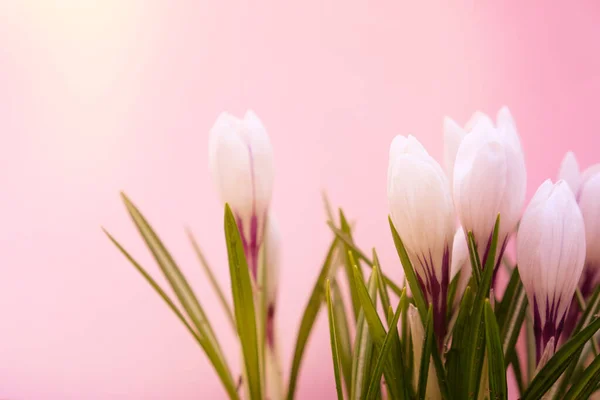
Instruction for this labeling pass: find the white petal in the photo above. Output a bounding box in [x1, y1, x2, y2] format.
[579, 173, 600, 269]
[450, 227, 471, 306]
[557, 152, 581, 194]
[465, 111, 493, 133]
[517, 180, 586, 332]
[264, 214, 281, 305]
[443, 117, 466, 186]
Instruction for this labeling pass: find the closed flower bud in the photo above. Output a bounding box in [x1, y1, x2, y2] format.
[209, 110, 274, 278]
[388, 135, 454, 345]
[558, 152, 600, 293]
[452, 107, 526, 267]
[517, 179, 586, 360]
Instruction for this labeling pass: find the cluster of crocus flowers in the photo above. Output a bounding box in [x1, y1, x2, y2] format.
[389, 106, 590, 371]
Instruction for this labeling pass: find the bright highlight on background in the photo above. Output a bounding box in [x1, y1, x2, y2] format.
[0, 1, 599, 399]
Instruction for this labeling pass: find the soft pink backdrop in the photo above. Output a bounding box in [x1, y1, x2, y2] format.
[1, 1, 599, 399]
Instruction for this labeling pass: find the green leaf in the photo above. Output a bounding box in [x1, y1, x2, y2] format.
[555, 286, 600, 398]
[340, 210, 363, 320]
[224, 204, 262, 400]
[326, 280, 345, 400]
[501, 283, 527, 363]
[522, 317, 600, 400]
[351, 268, 378, 400]
[388, 216, 450, 400]
[465, 215, 500, 400]
[507, 350, 525, 396]
[484, 299, 507, 400]
[446, 286, 473, 399]
[286, 238, 338, 400]
[466, 232, 482, 288]
[120, 195, 231, 381]
[366, 290, 407, 400]
[328, 221, 403, 296]
[418, 306, 434, 400]
[564, 354, 600, 400]
[104, 230, 239, 400]
[186, 228, 236, 331]
[332, 280, 353, 395]
[446, 270, 460, 321]
[373, 249, 391, 320]
[495, 266, 521, 326]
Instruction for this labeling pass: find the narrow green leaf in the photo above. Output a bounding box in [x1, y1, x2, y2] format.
[340, 210, 363, 320]
[418, 306, 434, 400]
[120, 194, 229, 377]
[186, 228, 236, 331]
[564, 354, 600, 400]
[388, 216, 450, 400]
[326, 280, 345, 400]
[495, 266, 521, 326]
[484, 299, 507, 400]
[466, 232, 482, 288]
[388, 217, 427, 322]
[104, 230, 239, 400]
[286, 238, 338, 400]
[366, 290, 407, 400]
[332, 280, 353, 395]
[526, 315, 536, 383]
[351, 268, 378, 400]
[501, 284, 527, 363]
[446, 286, 473, 399]
[373, 249, 391, 319]
[328, 221, 403, 296]
[555, 286, 600, 398]
[446, 270, 460, 321]
[507, 350, 525, 396]
[522, 317, 600, 400]
[466, 215, 500, 399]
[224, 204, 262, 400]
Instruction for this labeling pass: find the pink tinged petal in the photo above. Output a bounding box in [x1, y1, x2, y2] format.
[264, 214, 281, 307]
[464, 111, 493, 133]
[443, 117, 466, 187]
[450, 227, 471, 307]
[579, 173, 600, 271]
[558, 151, 581, 194]
[517, 180, 586, 359]
[581, 163, 600, 186]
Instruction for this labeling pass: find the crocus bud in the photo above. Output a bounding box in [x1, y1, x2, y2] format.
[209, 110, 274, 278]
[558, 152, 600, 293]
[452, 107, 526, 267]
[450, 227, 471, 308]
[408, 305, 441, 399]
[517, 179, 586, 360]
[388, 135, 455, 345]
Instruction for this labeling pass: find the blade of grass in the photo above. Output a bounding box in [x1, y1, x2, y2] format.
[328, 221, 403, 296]
[465, 215, 500, 400]
[564, 353, 600, 400]
[417, 306, 434, 400]
[121, 194, 228, 374]
[446, 286, 473, 399]
[555, 286, 600, 398]
[354, 266, 409, 400]
[186, 228, 236, 331]
[466, 232, 482, 288]
[224, 204, 262, 400]
[339, 210, 363, 320]
[350, 268, 378, 400]
[332, 280, 353, 395]
[286, 238, 338, 400]
[366, 290, 407, 400]
[326, 280, 345, 400]
[104, 230, 239, 400]
[373, 250, 391, 320]
[521, 317, 600, 400]
[484, 299, 507, 400]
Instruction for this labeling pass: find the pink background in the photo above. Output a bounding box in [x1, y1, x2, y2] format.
[1, 1, 599, 399]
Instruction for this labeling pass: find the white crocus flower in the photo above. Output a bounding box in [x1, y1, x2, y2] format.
[408, 305, 441, 400]
[388, 135, 455, 346]
[209, 110, 274, 278]
[558, 152, 600, 293]
[451, 107, 526, 268]
[517, 179, 586, 360]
